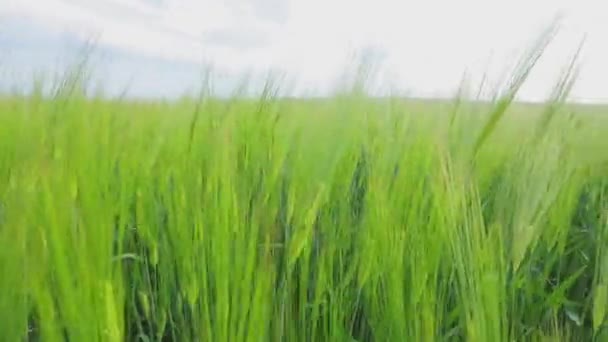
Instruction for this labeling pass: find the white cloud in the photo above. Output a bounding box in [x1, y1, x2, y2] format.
[2, 0, 607, 100]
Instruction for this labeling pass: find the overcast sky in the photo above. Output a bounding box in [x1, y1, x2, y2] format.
[1, 0, 606, 101]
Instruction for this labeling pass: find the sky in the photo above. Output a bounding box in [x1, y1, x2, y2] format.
[1, 0, 607, 101]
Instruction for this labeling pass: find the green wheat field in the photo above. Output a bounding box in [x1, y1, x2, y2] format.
[1, 42, 608, 341]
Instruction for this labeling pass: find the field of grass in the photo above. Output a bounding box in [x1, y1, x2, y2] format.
[1, 57, 608, 341]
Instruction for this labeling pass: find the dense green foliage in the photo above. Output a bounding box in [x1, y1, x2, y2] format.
[0, 93, 606, 342]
